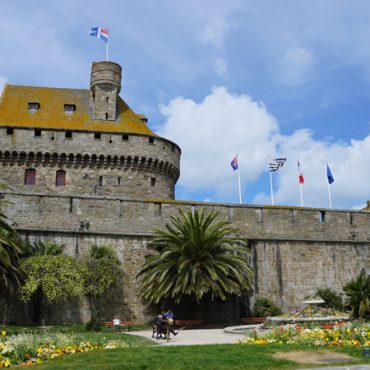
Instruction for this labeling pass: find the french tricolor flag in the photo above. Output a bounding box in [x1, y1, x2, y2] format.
[90, 27, 109, 43]
[297, 159, 304, 184]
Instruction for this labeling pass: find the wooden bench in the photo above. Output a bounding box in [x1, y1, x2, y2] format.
[174, 319, 203, 329]
[241, 317, 264, 325]
[103, 320, 134, 331]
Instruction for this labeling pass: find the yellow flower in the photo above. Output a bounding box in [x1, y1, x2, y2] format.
[0, 331, 6, 337]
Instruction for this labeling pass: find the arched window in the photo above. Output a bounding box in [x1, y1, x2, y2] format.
[56, 170, 66, 187]
[24, 169, 36, 185]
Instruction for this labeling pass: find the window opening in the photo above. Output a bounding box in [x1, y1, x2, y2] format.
[24, 169, 36, 185]
[34, 129, 41, 137]
[319, 211, 326, 223]
[94, 132, 101, 140]
[149, 137, 154, 144]
[117, 177, 121, 185]
[150, 177, 156, 187]
[6, 128, 14, 135]
[122, 134, 129, 141]
[105, 112, 109, 120]
[28, 102, 40, 111]
[171, 144, 175, 152]
[65, 130, 72, 139]
[64, 104, 76, 114]
[98, 176, 103, 186]
[106, 97, 109, 103]
[56, 170, 66, 187]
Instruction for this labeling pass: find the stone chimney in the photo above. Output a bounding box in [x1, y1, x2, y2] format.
[90, 61, 122, 121]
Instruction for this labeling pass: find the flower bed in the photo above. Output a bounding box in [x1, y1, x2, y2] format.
[240, 322, 370, 347]
[0, 329, 128, 368]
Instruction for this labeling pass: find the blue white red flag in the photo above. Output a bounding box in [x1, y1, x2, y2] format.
[297, 159, 304, 184]
[90, 27, 109, 43]
[231, 155, 238, 171]
[327, 164, 334, 184]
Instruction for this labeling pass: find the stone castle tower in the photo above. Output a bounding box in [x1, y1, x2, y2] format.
[0, 61, 180, 200]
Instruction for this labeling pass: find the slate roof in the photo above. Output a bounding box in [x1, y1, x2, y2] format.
[0, 85, 156, 136]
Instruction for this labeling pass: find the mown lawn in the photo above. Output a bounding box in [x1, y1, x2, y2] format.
[35, 342, 370, 370]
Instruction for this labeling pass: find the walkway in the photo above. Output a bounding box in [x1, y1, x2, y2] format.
[126, 328, 240, 346]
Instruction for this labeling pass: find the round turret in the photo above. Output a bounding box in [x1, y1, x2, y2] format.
[90, 61, 122, 94]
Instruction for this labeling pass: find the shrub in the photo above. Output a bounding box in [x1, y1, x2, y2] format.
[85, 319, 102, 331]
[253, 298, 281, 317]
[315, 288, 343, 310]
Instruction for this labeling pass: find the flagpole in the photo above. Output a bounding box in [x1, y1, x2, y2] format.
[106, 42, 109, 61]
[269, 171, 274, 205]
[237, 166, 242, 204]
[327, 181, 332, 209]
[299, 183, 304, 207]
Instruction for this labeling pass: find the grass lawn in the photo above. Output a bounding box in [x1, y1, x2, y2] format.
[34, 341, 370, 370]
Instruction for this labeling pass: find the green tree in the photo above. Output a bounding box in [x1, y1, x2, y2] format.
[19, 255, 86, 325]
[83, 245, 124, 327]
[343, 271, 370, 319]
[138, 209, 254, 305]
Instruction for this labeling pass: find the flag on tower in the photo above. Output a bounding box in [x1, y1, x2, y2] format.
[327, 164, 334, 184]
[231, 155, 238, 171]
[297, 159, 304, 184]
[269, 158, 287, 172]
[90, 27, 109, 43]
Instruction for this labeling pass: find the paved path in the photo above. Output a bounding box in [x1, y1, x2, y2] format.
[126, 328, 241, 346]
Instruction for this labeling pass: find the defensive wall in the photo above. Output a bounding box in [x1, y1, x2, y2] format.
[1, 191, 369, 323]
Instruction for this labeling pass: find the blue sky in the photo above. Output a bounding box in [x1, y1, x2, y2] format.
[0, 0, 369, 209]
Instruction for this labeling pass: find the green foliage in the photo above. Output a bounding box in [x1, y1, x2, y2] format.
[138, 208, 254, 304]
[82, 245, 124, 323]
[0, 210, 24, 295]
[253, 298, 281, 317]
[31, 240, 64, 256]
[343, 271, 370, 319]
[19, 255, 86, 303]
[315, 287, 343, 310]
[85, 319, 102, 331]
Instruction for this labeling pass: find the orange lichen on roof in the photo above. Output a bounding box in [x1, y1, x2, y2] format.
[0, 85, 157, 136]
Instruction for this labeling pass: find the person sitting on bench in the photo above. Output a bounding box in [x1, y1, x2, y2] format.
[153, 315, 167, 339]
[113, 315, 121, 330]
[163, 309, 178, 336]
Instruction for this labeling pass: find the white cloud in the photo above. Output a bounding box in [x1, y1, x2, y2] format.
[278, 48, 317, 86]
[159, 88, 370, 209]
[213, 58, 228, 76]
[159, 87, 279, 196]
[198, 17, 230, 48]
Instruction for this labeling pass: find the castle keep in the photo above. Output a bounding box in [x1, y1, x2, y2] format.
[0, 61, 369, 324]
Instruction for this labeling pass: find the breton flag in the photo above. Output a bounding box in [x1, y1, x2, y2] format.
[269, 158, 287, 172]
[231, 155, 238, 171]
[90, 27, 109, 43]
[327, 164, 334, 184]
[297, 159, 304, 184]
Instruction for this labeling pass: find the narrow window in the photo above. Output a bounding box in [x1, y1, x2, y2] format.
[56, 170, 66, 186]
[64, 104, 76, 114]
[349, 212, 354, 225]
[28, 102, 40, 111]
[290, 209, 295, 223]
[117, 177, 121, 185]
[105, 112, 109, 120]
[171, 144, 175, 152]
[24, 169, 36, 185]
[98, 176, 103, 186]
[6, 128, 14, 135]
[65, 130, 72, 139]
[106, 97, 109, 103]
[149, 137, 154, 144]
[94, 132, 101, 140]
[122, 134, 129, 141]
[34, 129, 42, 137]
[150, 177, 156, 187]
[319, 211, 326, 223]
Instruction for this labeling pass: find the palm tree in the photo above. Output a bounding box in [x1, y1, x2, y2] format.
[138, 208, 254, 305]
[343, 271, 370, 319]
[31, 240, 64, 256]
